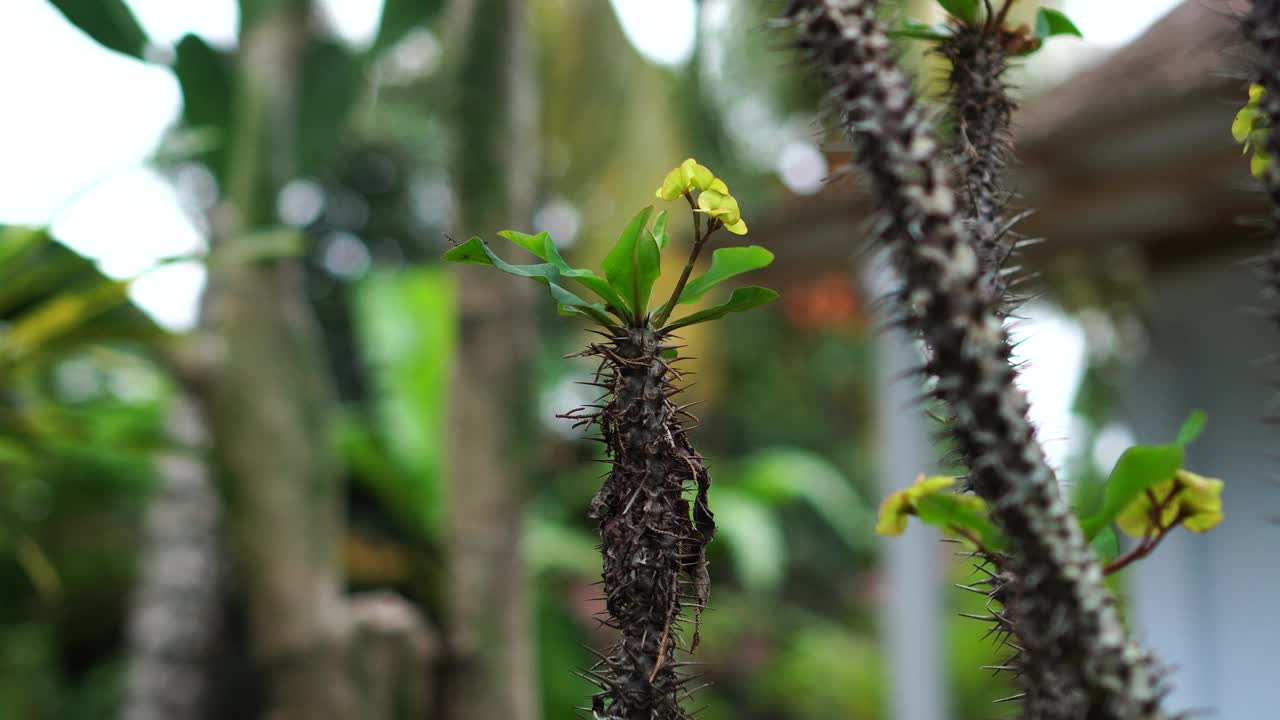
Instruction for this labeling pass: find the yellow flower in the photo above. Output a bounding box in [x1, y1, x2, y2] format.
[1235, 85, 1273, 177]
[1253, 149, 1272, 178]
[1116, 469, 1224, 537]
[696, 189, 749, 235]
[655, 158, 732, 199]
[1175, 470, 1224, 532]
[876, 475, 956, 536]
[656, 158, 720, 200]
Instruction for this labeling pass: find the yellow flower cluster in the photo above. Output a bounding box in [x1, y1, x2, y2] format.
[1233, 84, 1272, 178]
[1116, 469, 1224, 537]
[655, 158, 748, 235]
[876, 475, 957, 536]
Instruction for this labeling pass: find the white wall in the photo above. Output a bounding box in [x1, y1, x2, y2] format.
[1119, 257, 1280, 719]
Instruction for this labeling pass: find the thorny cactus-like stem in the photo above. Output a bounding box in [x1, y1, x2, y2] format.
[938, 14, 1069, 718]
[939, 21, 1021, 312]
[570, 327, 714, 720]
[1244, 3, 1280, 372]
[779, 1, 1171, 717]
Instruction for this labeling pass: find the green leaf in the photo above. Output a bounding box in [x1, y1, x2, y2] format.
[497, 229, 552, 258]
[1035, 8, 1083, 39]
[1175, 410, 1207, 446]
[675, 246, 774, 306]
[663, 286, 779, 331]
[938, 0, 980, 24]
[499, 230, 632, 317]
[1091, 526, 1121, 564]
[173, 34, 234, 177]
[915, 493, 1006, 551]
[237, 0, 270, 33]
[49, 0, 148, 59]
[1080, 443, 1184, 538]
[525, 513, 601, 577]
[1254, 148, 1274, 178]
[0, 282, 131, 366]
[737, 449, 874, 554]
[602, 207, 656, 318]
[297, 38, 360, 176]
[371, 0, 447, 58]
[651, 210, 670, 250]
[634, 229, 662, 314]
[348, 268, 454, 541]
[889, 19, 954, 41]
[714, 487, 787, 594]
[1234, 107, 1262, 144]
[443, 237, 614, 326]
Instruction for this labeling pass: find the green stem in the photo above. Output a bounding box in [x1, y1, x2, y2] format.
[991, 0, 1016, 31]
[1102, 486, 1180, 576]
[654, 193, 715, 328]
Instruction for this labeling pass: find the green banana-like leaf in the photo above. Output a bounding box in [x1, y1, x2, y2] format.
[0, 282, 131, 368]
[713, 486, 787, 594]
[173, 34, 233, 177]
[346, 268, 455, 541]
[298, 38, 359, 176]
[49, 0, 148, 59]
[370, 0, 447, 58]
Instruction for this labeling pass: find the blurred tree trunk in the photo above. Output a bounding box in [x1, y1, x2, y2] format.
[193, 1, 353, 718]
[122, 395, 223, 720]
[439, 0, 540, 718]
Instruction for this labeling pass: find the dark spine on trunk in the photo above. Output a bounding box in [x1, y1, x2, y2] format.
[939, 21, 1064, 718]
[940, 24, 1019, 312]
[780, 2, 1170, 718]
[578, 327, 713, 720]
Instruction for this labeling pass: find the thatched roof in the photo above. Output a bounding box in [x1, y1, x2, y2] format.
[758, 0, 1264, 279]
[1014, 0, 1258, 268]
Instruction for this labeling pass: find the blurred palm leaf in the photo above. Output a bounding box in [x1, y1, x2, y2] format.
[0, 227, 162, 377]
[370, 0, 446, 59]
[48, 0, 148, 59]
[345, 268, 455, 540]
[735, 448, 875, 554]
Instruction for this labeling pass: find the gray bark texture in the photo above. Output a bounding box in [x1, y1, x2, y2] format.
[438, 0, 540, 718]
[122, 396, 223, 720]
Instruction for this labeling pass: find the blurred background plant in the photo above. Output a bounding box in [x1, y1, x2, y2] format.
[0, 0, 1255, 718]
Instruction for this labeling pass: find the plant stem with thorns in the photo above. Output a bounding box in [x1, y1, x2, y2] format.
[939, 18, 1019, 311]
[1244, 2, 1280, 428]
[780, 1, 1171, 717]
[573, 325, 714, 720]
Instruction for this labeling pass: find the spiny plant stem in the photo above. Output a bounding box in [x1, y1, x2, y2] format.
[1244, 3, 1280, 414]
[936, 11, 1059, 716]
[990, 0, 1015, 33]
[780, 2, 1169, 717]
[575, 325, 714, 720]
[939, 20, 1019, 312]
[655, 195, 716, 328]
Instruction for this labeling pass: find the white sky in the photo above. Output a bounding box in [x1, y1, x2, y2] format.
[0, 0, 1184, 331]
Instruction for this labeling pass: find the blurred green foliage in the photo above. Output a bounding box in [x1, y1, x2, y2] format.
[0, 226, 168, 717]
[8, 0, 1053, 717]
